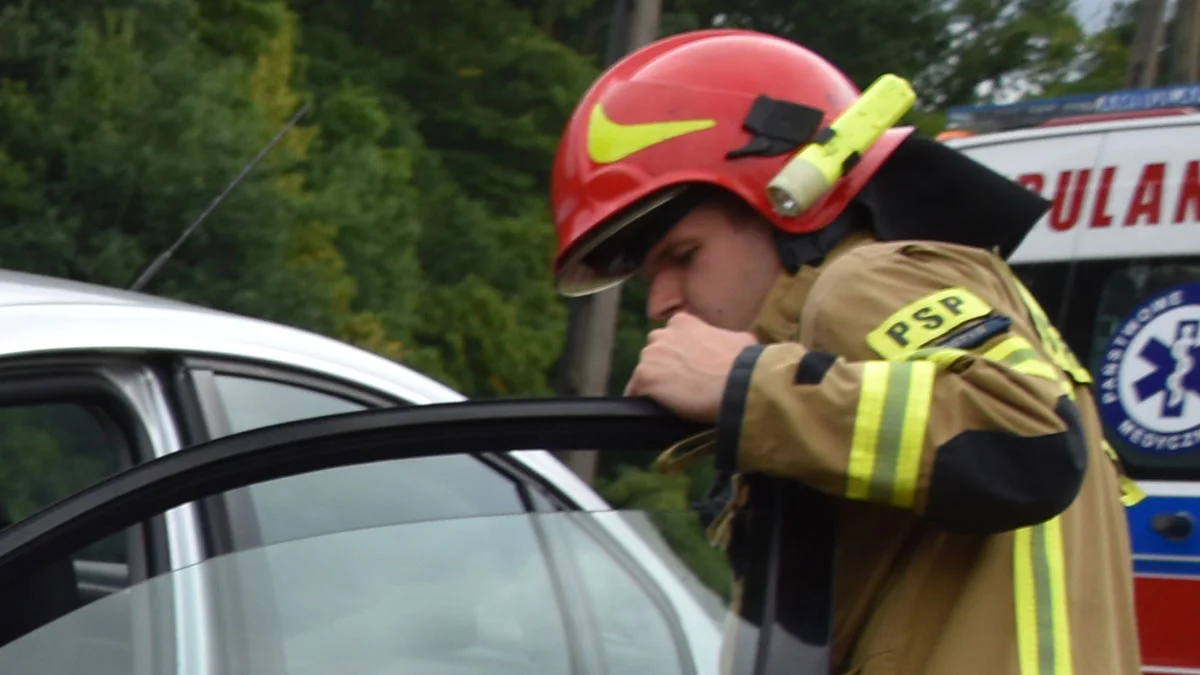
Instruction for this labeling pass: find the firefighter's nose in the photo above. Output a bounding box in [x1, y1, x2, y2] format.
[647, 269, 684, 323]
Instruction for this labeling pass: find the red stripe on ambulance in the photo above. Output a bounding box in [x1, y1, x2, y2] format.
[1136, 575, 1200, 671]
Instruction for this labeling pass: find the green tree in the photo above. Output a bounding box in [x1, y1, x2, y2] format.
[0, 2, 440, 367]
[1044, 1, 1137, 96]
[0, 9, 334, 330]
[287, 0, 600, 396]
[916, 0, 1085, 108]
[668, 0, 951, 88]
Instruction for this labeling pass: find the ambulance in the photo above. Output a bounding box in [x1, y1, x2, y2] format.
[943, 92, 1200, 674]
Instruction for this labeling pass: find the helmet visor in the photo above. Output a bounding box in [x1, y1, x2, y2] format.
[555, 184, 715, 297]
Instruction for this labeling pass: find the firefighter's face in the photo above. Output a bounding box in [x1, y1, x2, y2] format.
[641, 198, 782, 331]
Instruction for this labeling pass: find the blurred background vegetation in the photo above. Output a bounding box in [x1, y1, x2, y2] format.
[0, 0, 1147, 593]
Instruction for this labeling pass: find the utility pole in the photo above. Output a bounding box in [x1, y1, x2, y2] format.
[627, 0, 663, 47]
[1126, 0, 1168, 87]
[1172, 0, 1200, 83]
[553, 0, 661, 486]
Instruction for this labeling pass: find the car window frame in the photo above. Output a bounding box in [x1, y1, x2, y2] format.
[180, 356, 399, 437]
[170, 356, 601, 553]
[171, 356, 400, 557]
[0, 365, 164, 585]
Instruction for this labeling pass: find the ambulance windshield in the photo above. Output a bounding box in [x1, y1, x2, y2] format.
[1016, 255, 1200, 477]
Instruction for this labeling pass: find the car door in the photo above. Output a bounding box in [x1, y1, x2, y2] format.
[0, 349, 411, 617]
[0, 398, 835, 675]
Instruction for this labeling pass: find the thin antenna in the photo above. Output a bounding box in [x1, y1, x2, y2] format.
[129, 101, 313, 292]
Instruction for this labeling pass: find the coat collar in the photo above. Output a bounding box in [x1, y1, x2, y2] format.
[751, 232, 876, 344]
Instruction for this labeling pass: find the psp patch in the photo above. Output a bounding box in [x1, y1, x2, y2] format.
[1098, 283, 1200, 454]
[867, 287, 994, 359]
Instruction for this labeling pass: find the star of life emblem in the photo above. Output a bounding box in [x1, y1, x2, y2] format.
[1099, 283, 1200, 454]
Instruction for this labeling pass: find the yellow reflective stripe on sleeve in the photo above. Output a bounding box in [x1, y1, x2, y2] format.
[1014, 518, 1075, 675]
[905, 346, 972, 370]
[847, 361, 936, 508]
[982, 336, 1037, 363]
[983, 337, 1066, 387]
[847, 363, 889, 501]
[896, 363, 936, 508]
[908, 337, 1062, 384]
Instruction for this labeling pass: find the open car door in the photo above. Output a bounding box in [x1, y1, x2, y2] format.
[0, 398, 834, 675]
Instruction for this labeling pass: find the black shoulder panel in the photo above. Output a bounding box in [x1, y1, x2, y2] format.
[924, 396, 1088, 534]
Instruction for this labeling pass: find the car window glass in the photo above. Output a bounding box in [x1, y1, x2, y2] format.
[1062, 257, 1200, 474]
[557, 517, 686, 675]
[0, 403, 127, 565]
[0, 403, 121, 518]
[0, 515, 574, 675]
[270, 515, 574, 674]
[244, 455, 528, 547]
[212, 374, 366, 434]
[0, 402, 132, 645]
[0, 511, 727, 675]
[206, 373, 529, 551]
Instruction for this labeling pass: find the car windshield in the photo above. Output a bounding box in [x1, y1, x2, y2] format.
[0, 509, 738, 675]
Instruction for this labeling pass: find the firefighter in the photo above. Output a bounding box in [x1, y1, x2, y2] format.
[548, 29, 1142, 675]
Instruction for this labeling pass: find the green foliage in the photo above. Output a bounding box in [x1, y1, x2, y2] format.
[669, 0, 951, 89]
[1044, 1, 1137, 97]
[411, 270, 567, 396]
[196, 0, 289, 60]
[0, 10, 323, 329]
[284, 0, 598, 397]
[0, 0, 1116, 402]
[916, 0, 1086, 107]
[0, 0, 596, 399]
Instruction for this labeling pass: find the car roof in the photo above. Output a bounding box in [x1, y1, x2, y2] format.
[0, 268, 610, 511]
[0, 268, 205, 310]
[0, 267, 460, 400]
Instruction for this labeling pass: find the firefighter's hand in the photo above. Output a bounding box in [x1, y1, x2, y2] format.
[625, 312, 758, 424]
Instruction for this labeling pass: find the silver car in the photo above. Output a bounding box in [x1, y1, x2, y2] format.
[0, 268, 739, 675]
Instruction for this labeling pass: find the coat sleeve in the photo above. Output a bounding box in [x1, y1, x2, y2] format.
[716, 243, 1089, 534]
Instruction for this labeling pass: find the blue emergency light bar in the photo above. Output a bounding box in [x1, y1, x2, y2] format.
[946, 83, 1200, 133]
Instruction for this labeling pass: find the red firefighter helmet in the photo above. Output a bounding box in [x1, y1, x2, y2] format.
[551, 29, 915, 296]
